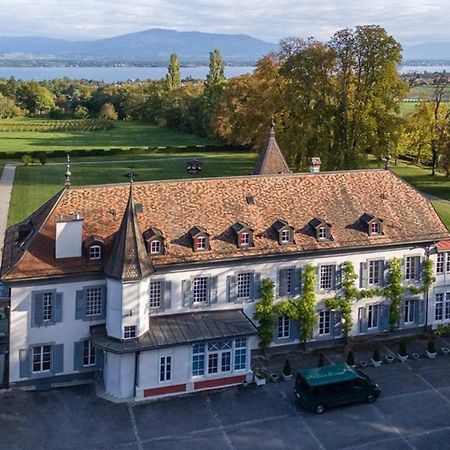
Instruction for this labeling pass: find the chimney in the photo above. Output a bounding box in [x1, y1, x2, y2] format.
[55, 212, 83, 259]
[309, 157, 321, 173]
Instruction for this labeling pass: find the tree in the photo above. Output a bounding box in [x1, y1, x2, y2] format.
[16, 81, 55, 114]
[0, 93, 23, 118]
[73, 105, 90, 119]
[165, 53, 181, 91]
[98, 103, 118, 120]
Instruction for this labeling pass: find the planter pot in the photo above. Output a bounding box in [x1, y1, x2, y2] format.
[411, 353, 420, 360]
[398, 354, 408, 362]
[371, 358, 382, 367]
[426, 350, 437, 359]
[255, 376, 266, 386]
[385, 355, 395, 364]
[441, 347, 450, 356]
[271, 373, 279, 383]
[282, 373, 293, 381]
[242, 380, 249, 388]
[359, 361, 368, 368]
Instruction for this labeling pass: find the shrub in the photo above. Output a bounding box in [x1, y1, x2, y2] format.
[21, 154, 33, 166]
[48, 107, 65, 119]
[73, 105, 90, 120]
[399, 340, 407, 357]
[346, 350, 355, 366]
[318, 353, 326, 367]
[427, 339, 436, 354]
[36, 152, 48, 165]
[372, 349, 381, 362]
[98, 103, 118, 120]
[283, 359, 292, 376]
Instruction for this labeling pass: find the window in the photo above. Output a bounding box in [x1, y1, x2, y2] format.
[405, 256, 419, 281]
[150, 240, 161, 254]
[43, 292, 53, 321]
[192, 344, 205, 376]
[368, 260, 382, 285]
[160, 356, 172, 382]
[234, 339, 247, 370]
[240, 232, 250, 246]
[207, 340, 231, 374]
[318, 227, 327, 240]
[320, 265, 334, 290]
[32, 345, 51, 373]
[370, 222, 381, 235]
[446, 293, 450, 320]
[436, 293, 444, 321]
[86, 287, 103, 316]
[196, 236, 207, 250]
[404, 300, 415, 324]
[149, 281, 162, 308]
[237, 272, 252, 300]
[277, 315, 290, 339]
[367, 305, 379, 329]
[89, 245, 101, 260]
[82, 340, 96, 367]
[124, 325, 136, 339]
[280, 268, 293, 296]
[448, 255, 450, 274]
[281, 229, 291, 243]
[437, 253, 445, 274]
[318, 310, 331, 335]
[193, 277, 208, 303]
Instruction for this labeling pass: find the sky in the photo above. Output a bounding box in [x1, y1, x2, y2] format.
[0, 0, 447, 45]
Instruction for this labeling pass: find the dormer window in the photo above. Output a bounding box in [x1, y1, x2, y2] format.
[273, 219, 294, 245]
[89, 245, 101, 260]
[150, 240, 162, 254]
[189, 226, 210, 252]
[360, 213, 383, 237]
[309, 218, 332, 242]
[231, 222, 253, 248]
[144, 227, 165, 255]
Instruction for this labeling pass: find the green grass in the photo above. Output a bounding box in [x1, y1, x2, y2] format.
[0, 119, 219, 153]
[8, 152, 257, 225]
[400, 102, 419, 115]
[432, 201, 450, 230]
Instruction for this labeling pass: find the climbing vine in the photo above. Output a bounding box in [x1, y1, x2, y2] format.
[384, 258, 403, 329]
[295, 265, 317, 346]
[254, 278, 277, 350]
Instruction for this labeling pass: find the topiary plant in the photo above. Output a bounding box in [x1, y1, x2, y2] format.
[283, 359, 292, 376]
[372, 349, 381, 362]
[399, 340, 407, 357]
[318, 353, 326, 367]
[346, 350, 355, 366]
[427, 339, 436, 354]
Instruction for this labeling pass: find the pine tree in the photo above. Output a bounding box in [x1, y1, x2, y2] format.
[165, 53, 181, 91]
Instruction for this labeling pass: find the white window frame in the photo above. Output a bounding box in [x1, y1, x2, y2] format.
[150, 240, 161, 255]
[85, 287, 103, 316]
[196, 236, 207, 250]
[193, 277, 208, 303]
[405, 256, 419, 281]
[149, 280, 162, 308]
[43, 292, 53, 322]
[320, 265, 334, 290]
[159, 355, 172, 382]
[437, 253, 445, 275]
[370, 222, 381, 235]
[82, 340, 96, 367]
[435, 293, 444, 321]
[368, 260, 382, 285]
[318, 227, 327, 240]
[367, 304, 379, 329]
[124, 325, 137, 339]
[240, 232, 250, 246]
[404, 299, 415, 324]
[207, 340, 232, 375]
[280, 229, 291, 243]
[318, 310, 331, 336]
[32, 345, 52, 373]
[237, 272, 252, 300]
[277, 315, 290, 339]
[89, 245, 101, 260]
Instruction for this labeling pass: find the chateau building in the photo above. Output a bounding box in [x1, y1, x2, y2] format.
[1, 128, 450, 400]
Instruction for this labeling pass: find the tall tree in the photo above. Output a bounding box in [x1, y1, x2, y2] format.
[165, 53, 181, 91]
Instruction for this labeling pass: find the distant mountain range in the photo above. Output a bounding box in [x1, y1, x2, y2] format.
[403, 42, 450, 61]
[0, 29, 277, 62]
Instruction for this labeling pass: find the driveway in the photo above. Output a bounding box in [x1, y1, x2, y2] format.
[2, 353, 450, 450]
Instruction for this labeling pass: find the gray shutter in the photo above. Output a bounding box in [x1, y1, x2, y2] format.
[334, 265, 341, 291]
[315, 266, 320, 292]
[380, 260, 386, 287]
[99, 286, 106, 320]
[164, 280, 172, 310]
[96, 349, 104, 370]
[182, 280, 192, 307]
[53, 344, 64, 374]
[380, 303, 390, 331]
[361, 307, 368, 333]
[210, 276, 218, 304]
[54, 293, 63, 323]
[294, 268, 301, 296]
[227, 275, 236, 303]
[73, 341, 83, 371]
[332, 311, 342, 337]
[358, 307, 364, 333]
[252, 273, 260, 301]
[75, 290, 85, 320]
[290, 319, 300, 341]
[31, 292, 44, 327]
[415, 300, 424, 325]
[19, 349, 30, 378]
[399, 300, 405, 327]
[417, 257, 423, 282]
[278, 269, 287, 297]
[360, 262, 368, 288]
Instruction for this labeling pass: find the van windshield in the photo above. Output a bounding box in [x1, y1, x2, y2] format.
[354, 369, 369, 381]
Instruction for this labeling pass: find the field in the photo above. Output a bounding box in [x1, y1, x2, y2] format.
[0, 119, 219, 154]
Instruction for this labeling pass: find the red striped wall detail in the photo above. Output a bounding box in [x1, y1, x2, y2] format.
[143, 383, 187, 397]
[194, 374, 246, 390]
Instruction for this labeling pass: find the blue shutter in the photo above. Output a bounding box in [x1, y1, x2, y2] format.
[278, 269, 287, 297]
[210, 276, 218, 303]
[334, 265, 341, 291]
[75, 290, 85, 320]
[19, 349, 30, 378]
[294, 268, 301, 296]
[73, 341, 82, 371]
[227, 275, 236, 303]
[290, 319, 300, 341]
[182, 280, 191, 307]
[53, 344, 64, 374]
[164, 280, 172, 310]
[99, 286, 106, 320]
[361, 307, 368, 333]
[380, 304, 390, 331]
[31, 292, 44, 327]
[415, 300, 424, 325]
[252, 273, 260, 301]
[54, 293, 63, 323]
[360, 262, 368, 288]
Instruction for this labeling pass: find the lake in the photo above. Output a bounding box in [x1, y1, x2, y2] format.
[0, 65, 448, 82]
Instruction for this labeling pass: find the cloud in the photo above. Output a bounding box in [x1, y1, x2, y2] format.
[0, 0, 447, 44]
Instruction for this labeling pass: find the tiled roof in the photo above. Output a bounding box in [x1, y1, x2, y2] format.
[1, 170, 449, 281]
[90, 309, 257, 353]
[437, 240, 450, 251]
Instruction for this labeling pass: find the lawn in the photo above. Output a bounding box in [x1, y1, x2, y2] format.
[0, 119, 219, 154]
[7, 152, 257, 225]
[432, 201, 450, 230]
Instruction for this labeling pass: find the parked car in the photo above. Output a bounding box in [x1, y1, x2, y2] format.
[295, 363, 380, 414]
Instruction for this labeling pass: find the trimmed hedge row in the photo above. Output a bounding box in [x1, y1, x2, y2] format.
[0, 119, 115, 133]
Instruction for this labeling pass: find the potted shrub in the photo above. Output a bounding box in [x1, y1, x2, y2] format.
[318, 353, 326, 367]
[371, 349, 382, 367]
[271, 372, 279, 382]
[252, 366, 269, 386]
[441, 347, 450, 356]
[411, 353, 420, 360]
[385, 354, 395, 364]
[282, 359, 293, 381]
[398, 340, 408, 362]
[346, 350, 355, 367]
[426, 339, 437, 359]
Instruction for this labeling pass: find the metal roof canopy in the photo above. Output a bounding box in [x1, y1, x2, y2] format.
[297, 364, 361, 387]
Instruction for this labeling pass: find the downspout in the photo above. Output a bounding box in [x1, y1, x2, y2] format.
[134, 351, 140, 398]
[424, 245, 432, 332]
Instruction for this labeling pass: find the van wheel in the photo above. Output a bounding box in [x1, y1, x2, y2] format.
[314, 405, 325, 414]
[367, 394, 376, 403]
